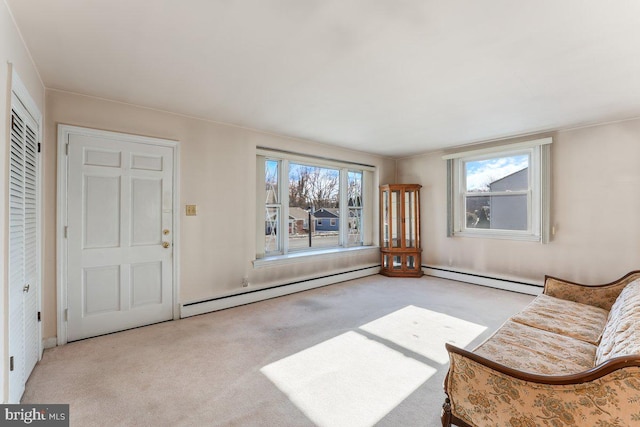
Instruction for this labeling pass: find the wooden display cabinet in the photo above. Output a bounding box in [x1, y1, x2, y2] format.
[379, 184, 423, 277]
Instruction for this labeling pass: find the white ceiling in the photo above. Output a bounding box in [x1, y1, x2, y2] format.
[7, 0, 640, 157]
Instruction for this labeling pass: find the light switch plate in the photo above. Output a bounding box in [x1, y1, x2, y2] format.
[185, 204, 197, 216]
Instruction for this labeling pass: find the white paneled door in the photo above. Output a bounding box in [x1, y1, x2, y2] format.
[8, 98, 40, 403]
[65, 129, 175, 342]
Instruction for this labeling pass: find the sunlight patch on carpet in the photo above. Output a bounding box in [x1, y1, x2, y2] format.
[261, 331, 435, 427]
[360, 305, 487, 364]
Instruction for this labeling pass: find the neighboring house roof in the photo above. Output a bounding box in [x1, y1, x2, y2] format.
[288, 207, 313, 220]
[314, 208, 339, 218]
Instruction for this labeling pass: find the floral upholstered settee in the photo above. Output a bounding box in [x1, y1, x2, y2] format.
[442, 271, 640, 427]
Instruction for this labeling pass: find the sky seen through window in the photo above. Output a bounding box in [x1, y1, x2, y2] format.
[465, 154, 528, 192]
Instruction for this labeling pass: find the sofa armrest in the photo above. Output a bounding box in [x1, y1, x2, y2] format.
[543, 270, 640, 310]
[444, 344, 640, 427]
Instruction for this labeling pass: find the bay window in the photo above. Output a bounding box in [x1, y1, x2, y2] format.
[256, 148, 374, 258]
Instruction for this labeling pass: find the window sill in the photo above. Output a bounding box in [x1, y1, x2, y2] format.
[454, 231, 541, 242]
[253, 246, 378, 268]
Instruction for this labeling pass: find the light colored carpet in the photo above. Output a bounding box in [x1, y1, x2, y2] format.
[23, 275, 534, 426]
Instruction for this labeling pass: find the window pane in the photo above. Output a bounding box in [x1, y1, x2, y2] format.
[465, 154, 529, 193]
[347, 171, 362, 207]
[348, 171, 363, 246]
[348, 208, 362, 246]
[288, 163, 339, 250]
[465, 194, 528, 231]
[265, 160, 279, 203]
[265, 207, 280, 253]
[488, 194, 528, 231]
[465, 195, 490, 228]
[265, 160, 280, 254]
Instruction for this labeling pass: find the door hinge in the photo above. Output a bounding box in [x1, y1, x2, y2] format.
[64, 226, 68, 238]
[10, 356, 14, 371]
[65, 142, 69, 155]
[37, 142, 41, 153]
[37, 311, 41, 322]
[64, 308, 68, 322]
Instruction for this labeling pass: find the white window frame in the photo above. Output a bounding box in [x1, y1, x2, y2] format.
[444, 137, 551, 242]
[256, 148, 374, 260]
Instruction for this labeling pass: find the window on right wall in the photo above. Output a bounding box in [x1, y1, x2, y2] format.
[445, 137, 552, 242]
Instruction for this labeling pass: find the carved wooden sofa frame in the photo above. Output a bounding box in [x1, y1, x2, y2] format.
[441, 271, 640, 427]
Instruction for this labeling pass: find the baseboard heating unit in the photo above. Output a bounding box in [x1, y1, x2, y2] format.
[181, 265, 380, 318]
[423, 265, 543, 296]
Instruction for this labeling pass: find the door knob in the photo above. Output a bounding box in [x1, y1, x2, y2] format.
[163, 229, 170, 235]
[23, 284, 30, 293]
[162, 242, 170, 248]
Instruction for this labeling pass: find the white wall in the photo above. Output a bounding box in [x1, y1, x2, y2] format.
[43, 89, 396, 341]
[1, 0, 45, 403]
[397, 119, 640, 285]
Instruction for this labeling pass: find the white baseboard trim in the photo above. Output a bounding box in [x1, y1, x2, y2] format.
[424, 266, 543, 296]
[181, 265, 380, 318]
[42, 337, 57, 349]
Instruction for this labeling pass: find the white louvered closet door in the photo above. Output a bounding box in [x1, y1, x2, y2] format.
[8, 98, 40, 403]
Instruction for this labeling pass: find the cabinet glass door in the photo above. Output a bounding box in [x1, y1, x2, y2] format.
[392, 190, 401, 247]
[382, 190, 389, 248]
[404, 189, 416, 248]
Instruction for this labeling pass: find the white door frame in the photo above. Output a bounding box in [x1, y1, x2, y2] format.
[56, 125, 180, 345]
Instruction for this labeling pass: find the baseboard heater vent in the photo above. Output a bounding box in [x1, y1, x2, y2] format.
[181, 265, 380, 318]
[423, 265, 543, 296]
